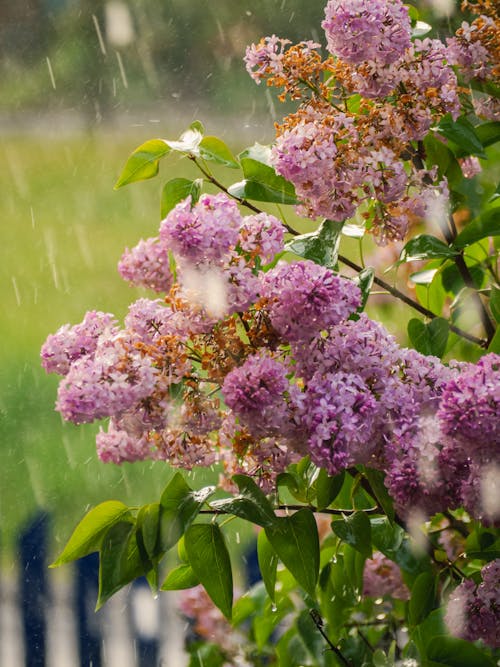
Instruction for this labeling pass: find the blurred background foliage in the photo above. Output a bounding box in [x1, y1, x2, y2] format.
[0, 0, 473, 558]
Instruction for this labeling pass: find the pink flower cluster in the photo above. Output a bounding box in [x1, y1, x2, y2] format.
[445, 560, 500, 649]
[42, 189, 500, 523]
[246, 0, 464, 243]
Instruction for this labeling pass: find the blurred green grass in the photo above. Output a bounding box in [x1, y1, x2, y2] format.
[0, 129, 199, 557]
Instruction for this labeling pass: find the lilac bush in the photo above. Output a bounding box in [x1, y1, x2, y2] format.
[44, 0, 500, 664]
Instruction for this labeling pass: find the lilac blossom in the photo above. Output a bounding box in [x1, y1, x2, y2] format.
[437, 353, 500, 462]
[222, 351, 301, 439]
[260, 260, 361, 344]
[40, 311, 118, 375]
[118, 236, 173, 293]
[302, 371, 380, 475]
[159, 193, 242, 265]
[445, 560, 500, 649]
[363, 552, 409, 600]
[55, 331, 157, 424]
[238, 212, 286, 264]
[96, 418, 152, 464]
[322, 0, 411, 65]
[244, 35, 291, 83]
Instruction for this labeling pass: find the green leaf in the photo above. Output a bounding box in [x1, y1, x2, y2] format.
[136, 502, 160, 560]
[426, 636, 495, 667]
[285, 219, 345, 269]
[257, 529, 278, 601]
[343, 544, 366, 594]
[363, 468, 395, 523]
[370, 517, 404, 555]
[209, 474, 276, 527]
[453, 202, 500, 248]
[161, 178, 202, 218]
[487, 326, 500, 353]
[97, 521, 144, 609]
[51, 500, 132, 567]
[354, 267, 375, 312]
[265, 509, 320, 598]
[490, 285, 500, 323]
[199, 136, 239, 168]
[409, 571, 435, 626]
[438, 115, 486, 158]
[400, 235, 458, 263]
[331, 511, 372, 559]
[161, 563, 200, 590]
[316, 469, 345, 511]
[276, 471, 301, 498]
[186, 642, 226, 667]
[228, 158, 298, 205]
[159, 473, 215, 552]
[475, 121, 500, 148]
[184, 523, 233, 619]
[254, 596, 294, 649]
[407, 318, 449, 358]
[114, 139, 171, 189]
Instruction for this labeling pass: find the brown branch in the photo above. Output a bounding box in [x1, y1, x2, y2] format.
[338, 254, 488, 349]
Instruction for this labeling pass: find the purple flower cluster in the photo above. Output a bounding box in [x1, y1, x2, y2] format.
[159, 193, 242, 266]
[445, 560, 500, 649]
[222, 351, 301, 439]
[260, 260, 361, 343]
[322, 0, 411, 65]
[118, 236, 173, 293]
[40, 310, 117, 375]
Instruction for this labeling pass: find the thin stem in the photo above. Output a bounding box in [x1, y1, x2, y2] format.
[454, 251, 496, 342]
[310, 610, 352, 667]
[198, 504, 382, 517]
[189, 155, 299, 235]
[338, 253, 488, 349]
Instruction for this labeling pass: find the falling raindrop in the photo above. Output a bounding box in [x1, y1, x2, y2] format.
[46, 57, 56, 90]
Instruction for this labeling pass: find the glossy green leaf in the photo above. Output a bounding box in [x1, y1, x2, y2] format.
[285, 219, 345, 269]
[136, 502, 160, 560]
[438, 115, 486, 158]
[453, 202, 500, 248]
[296, 609, 328, 665]
[254, 596, 294, 649]
[97, 521, 144, 609]
[276, 471, 301, 497]
[199, 136, 239, 168]
[407, 318, 449, 358]
[51, 500, 132, 567]
[114, 139, 171, 189]
[184, 523, 233, 619]
[409, 571, 436, 626]
[186, 642, 225, 667]
[331, 511, 372, 559]
[490, 285, 500, 322]
[227, 158, 298, 205]
[426, 636, 495, 667]
[257, 529, 278, 601]
[475, 120, 500, 148]
[400, 235, 458, 263]
[159, 473, 215, 552]
[370, 517, 404, 555]
[316, 469, 345, 511]
[161, 563, 199, 590]
[160, 178, 202, 218]
[265, 509, 320, 598]
[210, 475, 276, 527]
[343, 544, 366, 594]
[363, 468, 395, 523]
[354, 267, 374, 312]
[487, 326, 500, 353]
